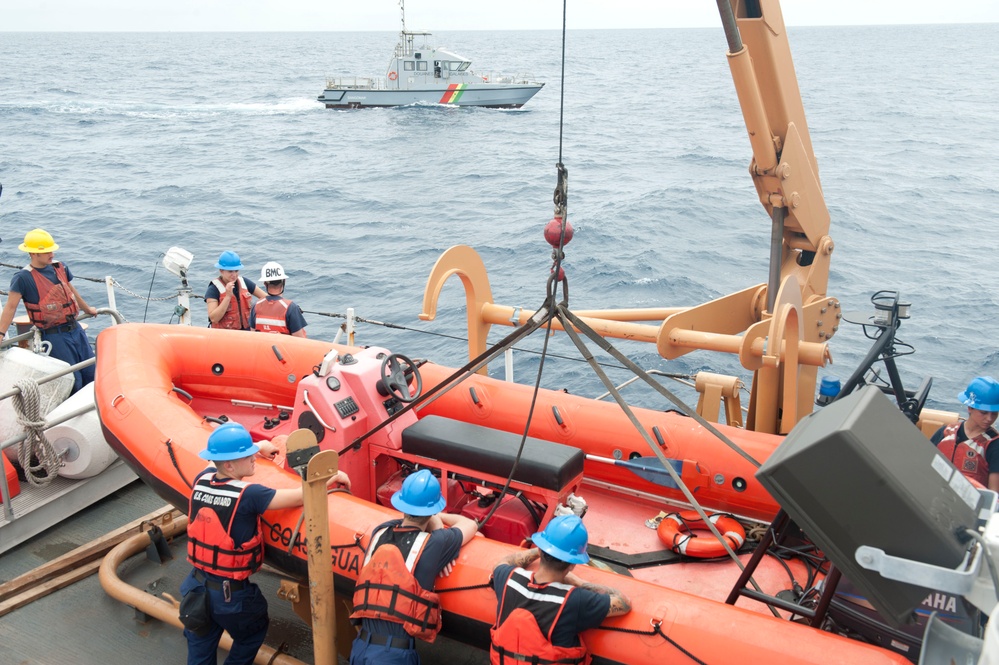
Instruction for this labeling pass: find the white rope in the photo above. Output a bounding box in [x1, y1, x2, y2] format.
[12, 379, 63, 487]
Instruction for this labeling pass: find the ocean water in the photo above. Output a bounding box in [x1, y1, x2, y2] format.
[1, 24, 997, 413]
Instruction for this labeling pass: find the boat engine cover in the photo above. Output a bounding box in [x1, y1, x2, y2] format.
[757, 385, 980, 628]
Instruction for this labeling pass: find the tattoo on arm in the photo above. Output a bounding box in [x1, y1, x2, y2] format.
[499, 548, 540, 568]
[580, 583, 632, 615]
[511, 550, 537, 567]
[608, 591, 632, 615]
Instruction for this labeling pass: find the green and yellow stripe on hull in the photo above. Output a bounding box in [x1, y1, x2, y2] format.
[439, 84, 466, 104]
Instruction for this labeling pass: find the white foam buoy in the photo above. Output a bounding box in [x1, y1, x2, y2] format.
[43, 382, 120, 479]
[0, 347, 74, 459]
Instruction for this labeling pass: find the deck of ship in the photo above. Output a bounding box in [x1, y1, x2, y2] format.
[0, 481, 489, 665]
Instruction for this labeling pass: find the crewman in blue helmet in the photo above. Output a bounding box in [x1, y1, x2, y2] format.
[205, 250, 266, 330]
[932, 376, 999, 489]
[349, 469, 478, 664]
[180, 422, 350, 665]
[490, 514, 631, 665]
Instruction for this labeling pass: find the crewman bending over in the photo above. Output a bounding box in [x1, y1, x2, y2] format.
[490, 514, 631, 665]
[350, 469, 478, 664]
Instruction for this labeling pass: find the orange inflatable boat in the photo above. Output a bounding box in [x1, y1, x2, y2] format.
[95, 324, 909, 664]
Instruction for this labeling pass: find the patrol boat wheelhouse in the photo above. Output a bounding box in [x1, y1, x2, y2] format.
[318, 2, 543, 109]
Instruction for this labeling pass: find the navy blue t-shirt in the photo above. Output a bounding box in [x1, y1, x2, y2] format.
[8, 263, 75, 304]
[361, 518, 464, 638]
[492, 563, 611, 647]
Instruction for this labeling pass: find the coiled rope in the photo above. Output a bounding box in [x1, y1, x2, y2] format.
[12, 379, 63, 486]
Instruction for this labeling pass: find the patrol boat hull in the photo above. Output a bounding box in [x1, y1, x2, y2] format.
[319, 84, 543, 109]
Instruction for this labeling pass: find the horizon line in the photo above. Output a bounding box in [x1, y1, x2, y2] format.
[3, 21, 997, 33]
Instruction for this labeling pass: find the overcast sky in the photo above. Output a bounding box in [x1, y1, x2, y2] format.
[4, 1, 998, 32]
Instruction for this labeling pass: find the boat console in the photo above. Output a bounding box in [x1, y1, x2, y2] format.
[255, 345, 584, 545]
[286, 346, 420, 451]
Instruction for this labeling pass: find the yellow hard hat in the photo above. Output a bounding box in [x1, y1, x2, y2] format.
[18, 228, 59, 254]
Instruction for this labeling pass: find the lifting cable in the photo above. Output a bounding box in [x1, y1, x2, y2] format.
[469, 0, 575, 530]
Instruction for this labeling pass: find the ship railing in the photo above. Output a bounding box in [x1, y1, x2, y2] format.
[474, 71, 542, 86]
[1, 259, 702, 411]
[0, 257, 703, 411]
[396, 30, 434, 58]
[325, 77, 382, 91]
[0, 262, 161, 324]
[0, 308, 126, 354]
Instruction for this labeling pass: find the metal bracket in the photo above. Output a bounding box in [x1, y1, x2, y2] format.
[144, 524, 173, 564]
[855, 543, 981, 595]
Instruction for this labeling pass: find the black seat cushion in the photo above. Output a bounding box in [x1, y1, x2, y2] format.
[401, 416, 584, 492]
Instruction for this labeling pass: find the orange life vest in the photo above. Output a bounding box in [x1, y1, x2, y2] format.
[253, 297, 291, 334]
[187, 472, 264, 580]
[24, 263, 79, 329]
[938, 423, 999, 486]
[490, 567, 590, 665]
[210, 276, 252, 330]
[350, 525, 442, 642]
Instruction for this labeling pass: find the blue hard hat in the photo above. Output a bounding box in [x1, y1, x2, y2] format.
[199, 422, 260, 461]
[959, 376, 999, 412]
[391, 469, 446, 516]
[215, 250, 244, 271]
[532, 514, 590, 564]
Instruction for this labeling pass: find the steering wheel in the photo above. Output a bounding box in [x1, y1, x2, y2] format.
[380, 353, 423, 403]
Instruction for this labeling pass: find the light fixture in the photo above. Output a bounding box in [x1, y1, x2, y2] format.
[872, 301, 893, 326]
[162, 247, 193, 279]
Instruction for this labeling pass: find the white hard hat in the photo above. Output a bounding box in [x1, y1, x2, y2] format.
[260, 261, 288, 283]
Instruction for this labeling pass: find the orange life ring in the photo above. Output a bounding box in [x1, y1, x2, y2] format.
[657, 511, 745, 558]
[388, 71, 398, 81]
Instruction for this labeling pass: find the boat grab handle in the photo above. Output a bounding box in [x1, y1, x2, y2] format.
[172, 386, 193, 402]
[271, 345, 285, 364]
[111, 394, 125, 408]
[303, 389, 337, 433]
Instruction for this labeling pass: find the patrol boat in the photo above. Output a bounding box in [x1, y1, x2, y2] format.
[317, 1, 543, 109]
